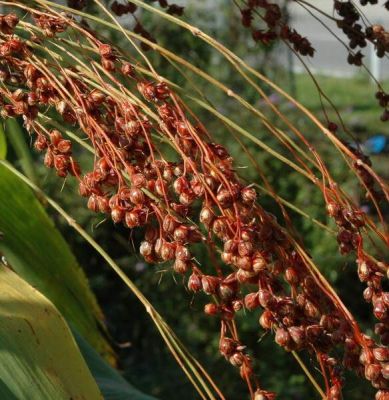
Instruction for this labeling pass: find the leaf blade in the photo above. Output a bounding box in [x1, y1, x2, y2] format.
[0, 265, 103, 400]
[0, 162, 114, 363]
[74, 329, 158, 400]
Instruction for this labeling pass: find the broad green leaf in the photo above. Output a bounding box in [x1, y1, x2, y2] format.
[0, 163, 114, 363]
[0, 265, 103, 400]
[74, 330, 158, 400]
[0, 122, 6, 160]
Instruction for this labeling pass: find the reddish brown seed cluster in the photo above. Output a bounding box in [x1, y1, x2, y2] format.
[100, 0, 183, 51]
[1, 8, 389, 399]
[0, 37, 28, 58]
[238, 0, 389, 62]
[359, 0, 378, 4]
[111, 0, 184, 17]
[133, 22, 157, 52]
[324, 146, 382, 256]
[218, 334, 256, 385]
[0, 13, 19, 35]
[348, 144, 384, 202]
[150, 0, 184, 16]
[235, 1, 388, 123]
[67, 0, 87, 10]
[326, 185, 389, 363]
[347, 50, 364, 67]
[111, 0, 138, 16]
[280, 25, 315, 57]
[334, 1, 366, 51]
[375, 90, 389, 122]
[0, 86, 37, 120]
[33, 12, 69, 37]
[359, 256, 389, 338]
[69, 0, 184, 16]
[40, 130, 80, 177]
[333, 1, 389, 65]
[325, 195, 365, 255]
[99, 43, 117, 71]
[237, 0, 315, 56]
[366, 24, 389, 58]
[359, 335, 389, 395]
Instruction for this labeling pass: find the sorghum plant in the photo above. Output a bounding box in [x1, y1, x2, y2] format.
[0, 1, 388, 399]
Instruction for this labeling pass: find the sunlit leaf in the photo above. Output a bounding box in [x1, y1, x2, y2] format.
[0, 163, 114, 363]
[0, 265, 103, 400]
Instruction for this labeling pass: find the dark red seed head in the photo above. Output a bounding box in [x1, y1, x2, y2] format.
[162, 214, 178, 233]
[201, 275, 219, 295]
[188, 273, 202, 292]
[219, 338, 236, 357]
[99, 44, 113, 58]
[241, 186, 257, 204]
[121, 62, 135, 77]
[173, 259, 190, 274]
[275, 327, 291, 348]
[57, 139, 72, 154]
[259, 310, 274, 330]
[204, 303, 219, 316]
[258, 289, 273, 308]
[244, 292, 260, 311]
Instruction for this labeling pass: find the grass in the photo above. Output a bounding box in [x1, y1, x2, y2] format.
[292, 72, 388, 137]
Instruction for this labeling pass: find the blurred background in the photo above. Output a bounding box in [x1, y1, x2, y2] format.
[6, 1, 389, 399]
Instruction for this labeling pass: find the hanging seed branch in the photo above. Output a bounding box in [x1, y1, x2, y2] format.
[117, 0, 389, 333]
[0, 2, 388, 399]
[233, 0, 389, 121]
[66, 0, 184, 52]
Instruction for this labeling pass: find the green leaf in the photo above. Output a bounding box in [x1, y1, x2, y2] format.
[0, 265, 103, 400]
[0, 163, 114, 363]
[74, 329, 158, 400]
[0, 122, 6, 160]
[4, 119, 37, 183]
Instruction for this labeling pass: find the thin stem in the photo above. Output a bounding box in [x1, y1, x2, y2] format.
[292, 351, 327, 399]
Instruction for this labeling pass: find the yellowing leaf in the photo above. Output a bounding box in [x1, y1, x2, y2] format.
[0, 266, 103, 400]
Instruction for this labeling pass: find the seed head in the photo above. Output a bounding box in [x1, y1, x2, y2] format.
[188, 273, 202, 292]
[201, 275, 219, 295]
[244, 292, 259, 310]
[140, 241, 153, 257]
[173, 259, 190, 274]
[204, 303, 219, 316]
